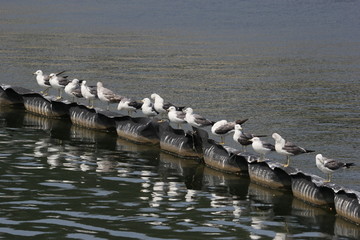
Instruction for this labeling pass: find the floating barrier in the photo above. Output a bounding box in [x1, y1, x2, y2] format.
[115, 116, 160, 144]
[0, 85, 30, 106]
[69, 105, 120, 131]
[22, 92, 75, 118]
[158, 122, 202, 159]
[290, 171, 335, 207]
[1, 84, 360, 225]
[248, 161, 292, 190]
[334, 190, 360, 224]
[195, 128, 249, 174]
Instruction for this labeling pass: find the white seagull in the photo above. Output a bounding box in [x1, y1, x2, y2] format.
[141, 98, 159, 118]
[211, 119, 248, 144]
[184, 107, 214, 129]
[64, 79, 83, 103]
[272, 133, 315, 167]
[49, 72, 70, 99]
[233, 124, 267, 152]
[316, 154, 355, 182]
[167, 106, 186, 129]
[81, 80, 98, 108]
[250, 137, 275, 161]
[150, 93, 184, 120]
[117, 97, 142, 116]
[33, 70, 66, 95]
[97, 82, 123, 110]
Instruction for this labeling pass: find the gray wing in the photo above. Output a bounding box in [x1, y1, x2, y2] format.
[88, 86, 98, 96]
[214, 122, 235, 134]
[102, 88, 123, 102]
[128, 100, 143, 110]
[283, 141, 313, 155]
[176, 111, 186, 120]
[43, 74, 51, 85]
[263, 142, 275, 151]
[324, 159, 346, 171]
[72, 88, 83, 98]
[58, 77, 70, 86]
[56, 70, 66, 76]
[193, 114, 213, 126]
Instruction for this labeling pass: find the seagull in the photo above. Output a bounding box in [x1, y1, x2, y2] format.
[64, 79, 83, 103]
[184, 107, 215, 128]
[150, 93, 184, 120]
[97, 82, 124, 110]
[49, 72, 70, 99]
[141, 98, 159, 118]
[33, 70, 66, 95]
[233, 124, 267, 151]
[272, 133, 315, 167]
[316, 154, 355, 182]
[211, 119, 248, 144]
[117, 97, 142, 116]
[250, 137, 275, 161]
[80, 80, 98, 108]
[167, 106, 186, 128]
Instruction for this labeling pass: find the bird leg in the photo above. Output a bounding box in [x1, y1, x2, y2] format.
[324, 173, 332, 183]
[55, 89, 62, 100]
[219, 136, 225, 145]
[40, 88, 50, 96]
[283, 156, 291, 167]
[87, 99, 93, 108]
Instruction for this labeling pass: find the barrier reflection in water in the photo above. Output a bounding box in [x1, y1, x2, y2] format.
[291, 197, 335, 237]
[70, 125, 118, 150]
[335, 215, 360, 239]
[159, 152, 203, 190]
[23, 112, 72, 140]
[0, 107, 26, 128]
